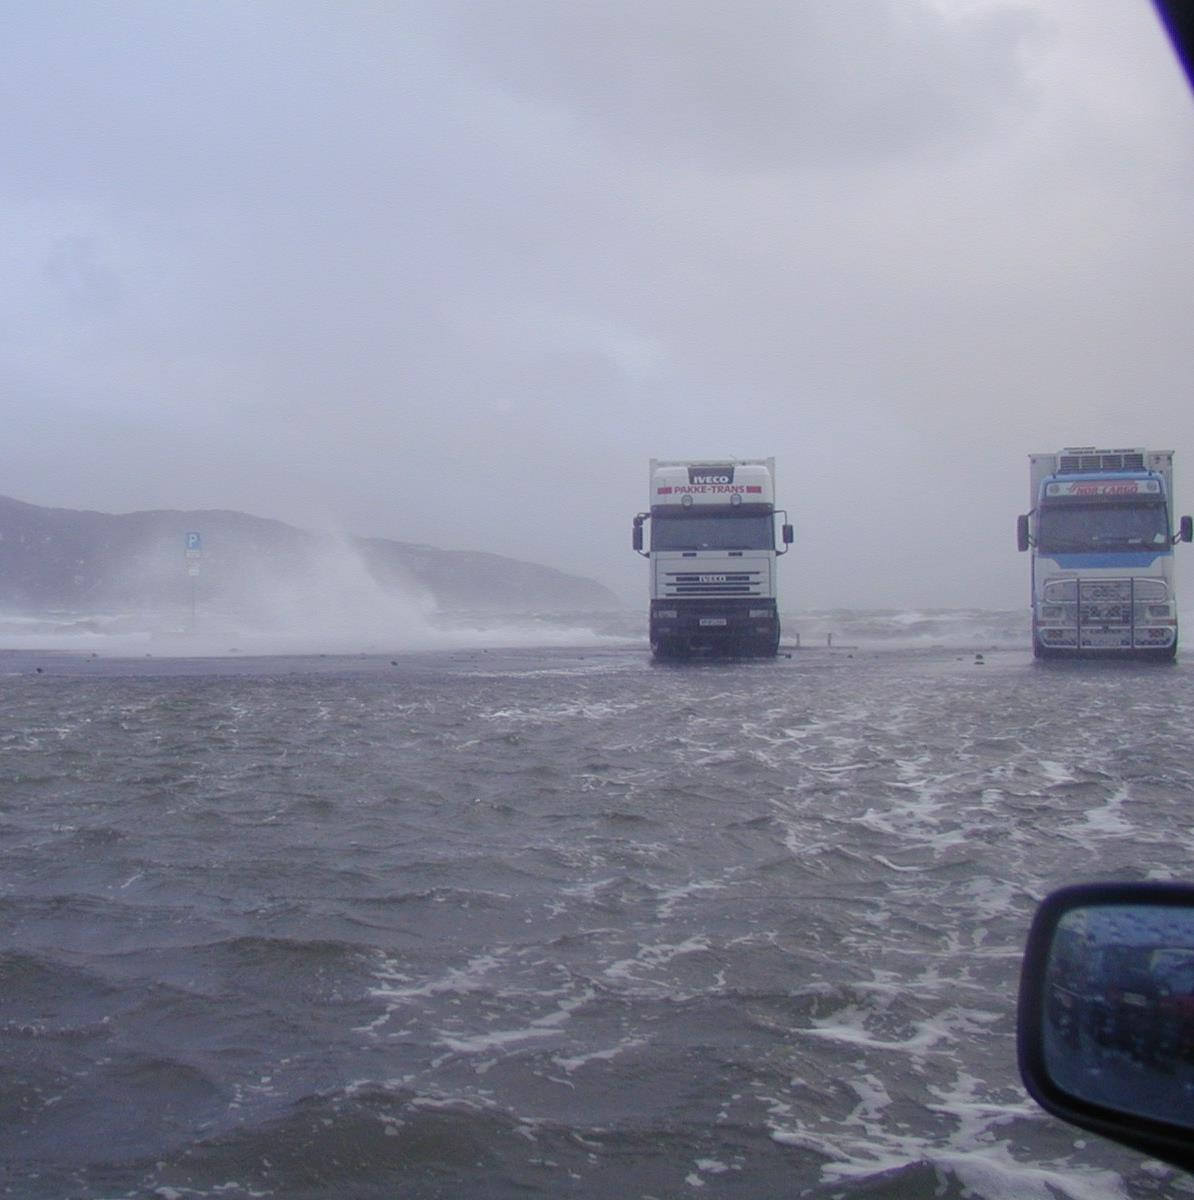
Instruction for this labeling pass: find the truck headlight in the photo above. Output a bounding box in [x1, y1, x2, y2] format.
[656, 609, 678, 619]
[1133, 603, 1173, 621]
[1134, 579, 1168, 602]
[748, 609, 771, 618]
[1043, 579, 1077, 602]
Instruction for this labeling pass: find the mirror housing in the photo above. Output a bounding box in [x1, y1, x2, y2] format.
[1180, 515, 1193, 544]
[782, 524, 794, 546]
[632, 514, 647, 555]
[1017, 514, 1031, 553]
[1018, 882, 1194, 1173]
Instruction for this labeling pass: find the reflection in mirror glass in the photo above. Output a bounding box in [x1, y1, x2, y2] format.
[1044, 904, 1194, 1128]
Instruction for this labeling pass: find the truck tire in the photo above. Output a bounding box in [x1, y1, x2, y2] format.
[652, 637, 684, 661]
[1032, 629, 1056, 660]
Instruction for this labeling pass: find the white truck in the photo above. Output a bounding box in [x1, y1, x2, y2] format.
[1018, 447, 1192, 658]
[632, 458, 793, 658]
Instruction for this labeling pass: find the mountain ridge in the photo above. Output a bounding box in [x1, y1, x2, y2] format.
[0, 495, 620, 616]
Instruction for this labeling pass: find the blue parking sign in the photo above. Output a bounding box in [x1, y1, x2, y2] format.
[186, 532, 202, 552]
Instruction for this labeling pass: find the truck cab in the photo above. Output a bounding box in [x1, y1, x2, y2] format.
[633, 459, 793, 658]
[1018, 448, 1193, 659]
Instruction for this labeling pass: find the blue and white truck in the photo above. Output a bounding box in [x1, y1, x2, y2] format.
[632, 458, 793, 658]
[1018, 447, 1192, 658]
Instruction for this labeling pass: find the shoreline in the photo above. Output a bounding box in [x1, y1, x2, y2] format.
[0, 642, 1051, 678]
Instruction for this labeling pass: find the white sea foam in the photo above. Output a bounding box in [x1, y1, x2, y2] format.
[771, 1067, 1129, 1200]
[604, 935, 711, 984]
[781, 608, 1029, 651]
[434, 988, 594, 1056]
[0, 536, 633, 656]
[0, 605, 1037, 658]
[1063, 783, 1133, 839]
[373, 951, 509, 999]
[479, 698, 644, 724]
[802, 1009, 950, 1057]
[552, 1038, 649, 1075]
[0, 617, 628, 658]
[654, 879, 727, 919]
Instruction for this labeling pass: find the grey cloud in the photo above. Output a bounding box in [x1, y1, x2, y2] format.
[432, 0, 1041, 171]
[1, 1, 1192, 611]
[42, 235, 121, 316]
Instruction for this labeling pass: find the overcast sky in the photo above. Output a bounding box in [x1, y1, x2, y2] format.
[4, 0, 1193, 610]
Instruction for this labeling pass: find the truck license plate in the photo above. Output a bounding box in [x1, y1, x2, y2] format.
[1081, 631, 1129, 648]
[700, 617, 727, 627]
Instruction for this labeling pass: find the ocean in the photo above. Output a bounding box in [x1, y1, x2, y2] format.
[3, 610, 1192, 1199]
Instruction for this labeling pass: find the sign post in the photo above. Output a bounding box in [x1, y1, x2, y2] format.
[185, 532, 202, 632]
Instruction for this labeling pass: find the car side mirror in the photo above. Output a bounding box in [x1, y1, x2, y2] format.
[1181, 515, 1193, 544]
[1018, 882, 1194, 1173]
[1017, 514, 1031, 553]
[782, 524, 794, 545]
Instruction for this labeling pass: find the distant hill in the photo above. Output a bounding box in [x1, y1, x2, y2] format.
[0, 496, 620, 617]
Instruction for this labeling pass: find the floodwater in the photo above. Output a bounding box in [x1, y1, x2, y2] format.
[3, 631, 1192, 1199]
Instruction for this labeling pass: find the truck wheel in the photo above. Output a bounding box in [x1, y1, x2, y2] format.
[1135, 643, 1179, 661]
[652, 637, 683, 660]
[735, 637, 774, 658]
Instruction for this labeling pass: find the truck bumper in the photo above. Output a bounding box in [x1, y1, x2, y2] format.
[1034, 617, 1178, 657]
[650, 598, 780, 658]
[1032, 577, 1180, 658]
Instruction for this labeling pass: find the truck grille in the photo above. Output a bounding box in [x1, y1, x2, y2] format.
[1079, 579, 1131, 624]
[662, 570, 763, 597]
[1038, 577, 1175, 650]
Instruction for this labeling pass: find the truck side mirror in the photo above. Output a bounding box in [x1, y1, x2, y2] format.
[782, 524, 794, 545]
[633, 515, 648, 554]
[1181, 515, 1193, 544]
[1017, 514, 1031, 553]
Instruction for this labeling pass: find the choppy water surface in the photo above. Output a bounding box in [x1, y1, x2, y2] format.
[3, 640, 1194, 1199]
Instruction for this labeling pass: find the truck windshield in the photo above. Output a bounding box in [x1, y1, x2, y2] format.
[651, 513, 775, 551]
[1037, 501, 1170, 553]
